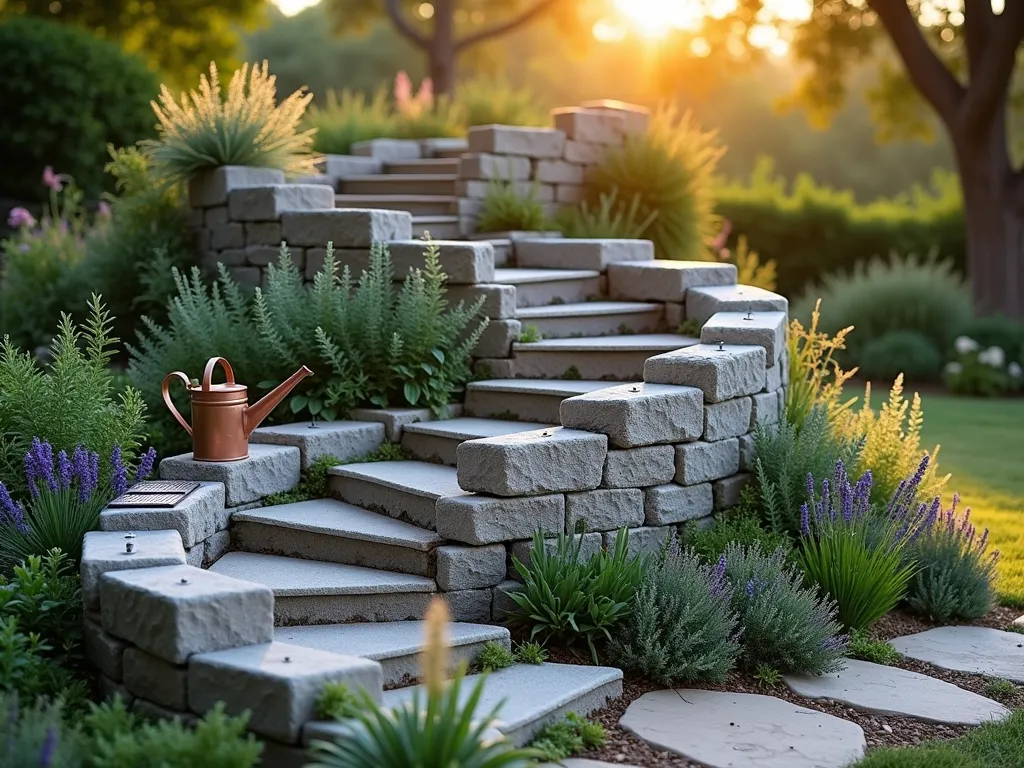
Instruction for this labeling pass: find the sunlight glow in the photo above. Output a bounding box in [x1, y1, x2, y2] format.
[609, 0, 811, 43]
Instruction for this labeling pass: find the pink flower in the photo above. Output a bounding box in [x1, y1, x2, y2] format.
[97, 201, 112, 218]
[416, 77, 434, 109]
[7, 207, 36, 228]
[42, 166, 63, 192]
[710, 219, 732, 251]
[394, 71, 412, 111]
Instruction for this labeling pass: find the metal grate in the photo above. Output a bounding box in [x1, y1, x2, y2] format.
[106, 480, 200, 508]
[127, 480, 201, 494]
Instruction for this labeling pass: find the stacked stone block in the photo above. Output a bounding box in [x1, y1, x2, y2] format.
[457, 102, 650, 236]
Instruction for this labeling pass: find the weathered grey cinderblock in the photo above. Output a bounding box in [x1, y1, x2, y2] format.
[281, 209, 413, 248]
[534, 160, 585, 184]
[508, 533, 603, 577]
[644, 483, 713, 525]
[81, 530, 187, 610]
[713, 473, 752, 510]
[566, 489, 644, 532]
[99, 482, 226, 549]
[250, 420, 385, 471]
[607, 261, 737, 303]
[436, 544, 507, 590]
[739, 433, 757, 471]
[552, 107, 626, 144]
[245, 222, 283, 248]
[446, 284, 517, 319]
[492, 579, 524, 620]
[601, 445, 676, 489]
[323, 154, 384, 177]
[84, 615, 127, 682]
[604, 526, 672, 559]
[189, 642, 382, 743]
[228, 185, 335, 221]
[435, 493, 565, 545]
[210, 223, 244, 250]
[456, 427, 607, 496]
[384, 240, 496, 284]
[701, 311, 787, 367]
[704, 397, 753, 442]
[123, 647, 188, 711]
[100, 564, 274, 664]
[159, 444, 301, 506]
[443, 589, 492, 622]
[515, 239, 653, 271]
[764, 360, 783, 392]
[351, 139, 421, 161]
[563, 140, 605, 164]
[474, 320, 520, 358]
[750, 391, 781, 428]
[559, 382, 703, 448]
[686, 284, 789, 325]
[675, 439, 741, 486]
[204, 530, 232, 566]
[467, 126, 566, 158]
[459, 154, 532, 180]
[188, 166, 286, 207]
[644, 344, 766, 403]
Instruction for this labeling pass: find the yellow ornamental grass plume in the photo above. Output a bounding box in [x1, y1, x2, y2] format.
[143, 61, 321, 184]
[786, 299, 859, 428]
[420, 596, 452, 696]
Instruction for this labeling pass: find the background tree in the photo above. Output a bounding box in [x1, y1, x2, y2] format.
[0, 0, 267, 85]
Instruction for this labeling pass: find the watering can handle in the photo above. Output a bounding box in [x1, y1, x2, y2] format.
[201, 357, 236, 391]
[161, 372, 193, 437]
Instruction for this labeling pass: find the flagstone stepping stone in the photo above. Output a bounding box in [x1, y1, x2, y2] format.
[542, 762, 641, 768]
[619, 689, 866, 768]
[784, 658, 1010, 725]
[891, 626, 1024, 683]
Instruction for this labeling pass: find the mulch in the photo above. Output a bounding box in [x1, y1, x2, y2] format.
[541, 604, 1024, 766]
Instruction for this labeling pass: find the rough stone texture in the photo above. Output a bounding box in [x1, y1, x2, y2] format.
[458, 180, 554, 202]
[204, 206, 228, 227]
[185, 545, 203, 568]
[784, 659, 1010, 726]
[446, 284, 517, 319]
[435, 493, 565, 545]
[701, 311, 787, 366]
[81, 530, 187, 610]
[99, 482, 226, 549]
[750, 391, 781, 428]
[228, 185, 335, 221]
[384, 240, 496, 284]
[189, 641, 382, 743]
[350, 138, 421, 160]
[203, 530, 231, 566]
[644, 483, 713, 525]
[738, 433, 757, 471]
[280, 209, 413, 248]
[132, 698, 195, 724]
[250, 420, 385, 470]
[675, 439, 740, 485]
[444, 589, 493, 622]
[605, 525, 672, 559]
[515, 239, 654, 271]
[607, 261, 737, 303]
[459, 153, 532, 180]
[764, 361, 783, 393]
[620, 689, 865, 768]
[535, 160, 586, 184]
[509, 533, 603, 575]
[457, 427, 607, 496]
[579, 99, 651, 134]
[84, 616, 126, 682]
[188, 166, 285, 207]
[436, 544, 507, 590]
[552, 107, 626, 144]
[891, 627, 1024, 683]
[323, 154, 383, 177]
[99, 675, 135, 707]
[243, 244, 282, 268]
[349, 404, 461, 442]
[474, 320, 521, 358]
[601, 445, 676, 489]
[686, 284, 789, 325]
[159, 444, 301, 507]
[123, 647, 188, 711]
[556, 184, 583, 203]
[704, 397, 753, 441]
[492, 579, 524, 619]
[245, 222, 284, 247]
[100, 564, 274, 664]
[644, 344, 767, 404]
[664, 301, 684, 330]
[559, 383, 703, 448]
[467, 126, 566, 158]
[566, 489, 644, 532]
[713, 473, 752, 511]
[210, 223, 244, 249]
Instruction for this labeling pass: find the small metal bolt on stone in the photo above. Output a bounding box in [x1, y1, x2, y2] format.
[283, 656, 292, 663]
[541, 430, 551, 437]
[717, 340, 725, 351]
[744, 310, 754, 321]
[125, 540, 134, 554]
[179, 577, 189, 585]
[630, 386, 640, 393]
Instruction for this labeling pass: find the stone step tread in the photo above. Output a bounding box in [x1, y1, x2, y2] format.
[342, 173, 458, 183]
[330, 460, 471, 500]
[276, 620, 508, 662]
[210, 552, 435, 596]
[514, 333, 698, 352]
[385, 159, 459, 173]
[467, 379, 629, 397]
[232, 498, 442, 551]
[334, 194, 455, 204]
[493, 267, 602, 284]
[402, 417, 555, 441]
[412, 215, 459, 223]
[516, 301, 662, 319]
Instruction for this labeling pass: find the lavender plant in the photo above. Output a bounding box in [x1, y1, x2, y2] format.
[723, 541, 847, 675]
[608, 541, 741, 684]
[903, 494, 998, 622]
[0, 438, 156, 568]
[798, 459, 918, 631]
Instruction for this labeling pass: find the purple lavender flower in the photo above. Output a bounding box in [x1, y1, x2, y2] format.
[822, 634, 849, 652]
[30, 438, 57, 493]
[88, 451, 100, 497]
[800, 503, 810, 538]
[134, 447, 157, 484]
[745, 579, 756, 598]
[23, 449, 39, 499]
[39, 725, 57, 768]
[56, 450, 72, 490]
[110, 445, 128, 498]
[0, 482, 27, 532]
[710, 553, 727, 593]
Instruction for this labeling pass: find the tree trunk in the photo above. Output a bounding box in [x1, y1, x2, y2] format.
[428, 0, 457, 96]
[952, 110, 1024, 319]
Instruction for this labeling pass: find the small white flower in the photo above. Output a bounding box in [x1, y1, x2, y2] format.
[1010, 362, 1022, 378]
[954, 336, 980, 355]
[978, 346, 1006, 368]
[944, 361, 963, 376]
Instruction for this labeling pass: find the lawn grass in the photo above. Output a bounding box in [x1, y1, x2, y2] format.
[867, 389, 1024, 605]
[854, 710, 1024, 766]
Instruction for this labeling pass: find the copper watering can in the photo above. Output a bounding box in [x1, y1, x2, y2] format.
[162, 357, 313, 462]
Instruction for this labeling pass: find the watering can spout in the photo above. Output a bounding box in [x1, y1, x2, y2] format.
[244, 366, 313, 437]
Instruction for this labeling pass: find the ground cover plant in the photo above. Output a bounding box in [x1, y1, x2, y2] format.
[476, 180, 550, 233]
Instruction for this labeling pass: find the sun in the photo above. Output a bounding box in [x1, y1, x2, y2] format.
[608, 0, 813, 42]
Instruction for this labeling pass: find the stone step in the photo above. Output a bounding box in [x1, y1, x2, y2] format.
[328, 460, 471, 530]
[276, 620, 509, 685]
[231, 498, 443, 576]
[210, 552, 436, 625]
[401, 417, 554, 466]
[385, 158, 460, 175]
[510, 333, 699, 381]
[340, 174, 458, 197]
[304, 663, 623, 747]
[412, 215, 460, 239]
[494, 267, 604, 307]
[464, 379, 626, 423]
[516, 301, 664, 338]
[333, 194, 455, 216]
[420, 137, 469, 158]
